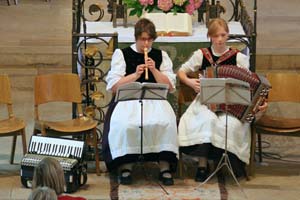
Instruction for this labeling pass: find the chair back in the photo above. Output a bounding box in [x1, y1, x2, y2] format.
[0, 74, 27, 164]
[177, 71, 200, 119]
[0, 74, 12, 105]
[266, 73, 300, 102]
[34, 73, 82, 105]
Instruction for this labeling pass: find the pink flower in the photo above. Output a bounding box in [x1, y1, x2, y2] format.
[139, 0, 154, 6]
[148, 0, 154, 5]
[194, 0, 203, 9]
[185, 3, 195, 15]
[157, 0, 174, 12]
[185, 0, 203, 14]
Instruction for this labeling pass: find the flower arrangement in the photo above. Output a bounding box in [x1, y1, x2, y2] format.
[124, 0, 203, 17]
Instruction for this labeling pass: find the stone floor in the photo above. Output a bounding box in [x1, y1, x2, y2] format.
[0, 68, 299, 200]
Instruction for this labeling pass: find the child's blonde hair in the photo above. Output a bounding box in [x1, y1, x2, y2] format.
[28, 186, 57, 200]
[32, 157, 65, 195]
[207, 18, 229, 37]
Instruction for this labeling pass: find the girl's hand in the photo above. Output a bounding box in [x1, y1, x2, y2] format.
[258, 100, 268, 113]
[145, 57, 156, 71]
[188, 78, 201, 93]
[135, 64, 145, 77]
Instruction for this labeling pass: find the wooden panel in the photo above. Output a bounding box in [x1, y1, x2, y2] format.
[0, 74, 12, 104]
[266, 73, 300, 102]
[34, 73, 82, 105]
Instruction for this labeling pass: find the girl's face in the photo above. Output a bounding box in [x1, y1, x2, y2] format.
[136, 32, 153, 53]
[210, 27, 228, 48]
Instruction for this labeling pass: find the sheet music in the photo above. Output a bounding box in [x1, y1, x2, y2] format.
[200, 78, 251, 105]
[115, 82, 169, 102]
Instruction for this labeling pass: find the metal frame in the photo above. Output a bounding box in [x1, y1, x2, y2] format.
[72, 0, 118, 151]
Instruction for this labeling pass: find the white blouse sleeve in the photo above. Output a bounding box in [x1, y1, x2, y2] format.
[106, 49, 126, 91]
[236, 52, 250, 69]
[160, 50, 176, 92]
[179, 49, 203, 73]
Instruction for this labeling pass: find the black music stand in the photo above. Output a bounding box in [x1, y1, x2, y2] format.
[115, 82, 169, 194]
[198, 78, 250, 197]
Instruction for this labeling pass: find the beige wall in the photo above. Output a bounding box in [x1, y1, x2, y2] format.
[0, 0, 299, 71]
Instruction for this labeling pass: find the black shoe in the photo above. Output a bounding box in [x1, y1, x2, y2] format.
[119, 169, 132, 185]
[195, 167, 209, 182]
[159, 170, 174, 186]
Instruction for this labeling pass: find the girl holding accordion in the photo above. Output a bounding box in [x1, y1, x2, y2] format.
[177, 18, 268, 182]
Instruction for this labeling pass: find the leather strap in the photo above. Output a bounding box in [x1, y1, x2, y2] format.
[201, 47, 239, 66]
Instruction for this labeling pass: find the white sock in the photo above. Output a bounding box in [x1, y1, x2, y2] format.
[119, 163, 133, 177]
[159, 161, 171, 178]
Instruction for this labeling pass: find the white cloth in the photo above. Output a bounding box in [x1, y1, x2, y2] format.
[178, 47, 251, 164]
[84, 21, 246, 43]
[106, 44, 178, 160]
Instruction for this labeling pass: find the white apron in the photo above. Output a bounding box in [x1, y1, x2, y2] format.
[178, 95, 251, 164]
[108, 99, 178, 160]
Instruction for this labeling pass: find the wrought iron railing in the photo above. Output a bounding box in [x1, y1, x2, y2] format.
[72, 0, 118, 157]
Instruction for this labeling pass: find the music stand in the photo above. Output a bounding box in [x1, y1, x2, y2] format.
[198, 78, 250, 197]
[115, 82, 169, 194]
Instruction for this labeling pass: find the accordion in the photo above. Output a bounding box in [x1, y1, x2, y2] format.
[204, 65, 271, 122]
[20, 136, 87, 193]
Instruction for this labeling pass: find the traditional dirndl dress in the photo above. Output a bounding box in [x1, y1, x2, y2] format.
[102, 44, 178, 171]
[178, 47, 251, 165]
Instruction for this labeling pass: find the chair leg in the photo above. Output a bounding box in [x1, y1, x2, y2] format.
[247, 125, 257, 178]
[257, 132, 262, 162]
[14, 0, 17, 5]
[178, 151, 183, 178]
[21, 128, 27, 155]
[41, 123, 47, 136]
[7, 0, 10, 6]
[92, 128, 100, 176]
[10, 135, 17, 164]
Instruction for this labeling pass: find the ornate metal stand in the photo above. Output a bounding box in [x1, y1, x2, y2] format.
[72, 0, 118, 162]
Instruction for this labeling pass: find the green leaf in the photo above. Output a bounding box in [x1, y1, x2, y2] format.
[129, 9, 138, 16]
[136, 9, 143, 17]
[145, 5, 155, 13]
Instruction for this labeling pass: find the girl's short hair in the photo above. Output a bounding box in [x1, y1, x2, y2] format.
[134, 18, 157, 41]
[207, 18, 229, 37]
[32, 157, 65, 195]
[28, 186, 57, 200]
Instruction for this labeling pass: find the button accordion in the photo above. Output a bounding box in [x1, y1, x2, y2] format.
[204, 65, 271, 122]
[20, 135, 87, 193]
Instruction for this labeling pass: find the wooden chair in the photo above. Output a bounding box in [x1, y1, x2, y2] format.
[0, 74, 27, 164]
[34, 73, 100, 175]
[177, 72, 199, 121]
[250, 72, 300, 175]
